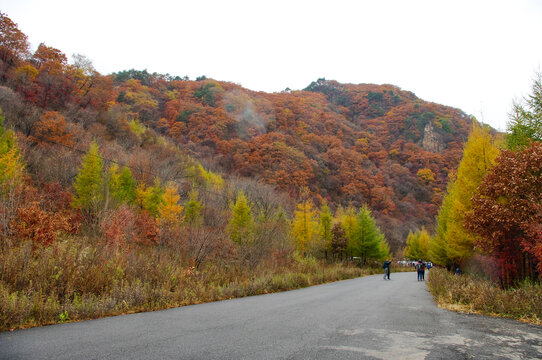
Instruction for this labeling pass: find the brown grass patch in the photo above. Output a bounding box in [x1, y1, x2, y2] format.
[428, 268, 542, 326]
[0, 239, 374, 331]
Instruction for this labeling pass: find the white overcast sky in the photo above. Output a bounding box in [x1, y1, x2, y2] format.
[1, 0, 542, 131]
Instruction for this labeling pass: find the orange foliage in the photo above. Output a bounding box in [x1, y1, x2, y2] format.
[31, 111, 73, 146]
[11, 201, 73, 246]
[101, 205, 159, 246]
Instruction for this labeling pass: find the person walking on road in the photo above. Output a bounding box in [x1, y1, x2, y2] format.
[382, 260, 391, 280]
[415, 260, 425, 281]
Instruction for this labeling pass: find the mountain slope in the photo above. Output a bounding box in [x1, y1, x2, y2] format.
[147, 77, 471, 247]
[0, 13, 472, 250]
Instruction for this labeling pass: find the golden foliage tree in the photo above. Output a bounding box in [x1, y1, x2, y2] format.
[227, 191, 254, 246]
[158, 182, 184, 227]
[0, 108, 24, 236]
[291, 198, 318, 254]
[432, 121, 501, 266]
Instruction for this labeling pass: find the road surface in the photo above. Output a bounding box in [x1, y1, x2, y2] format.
[1, 271, 541, 359]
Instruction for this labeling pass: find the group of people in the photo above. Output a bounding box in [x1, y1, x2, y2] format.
[415, 259, 426, 281]
[381, 259, 432, 281]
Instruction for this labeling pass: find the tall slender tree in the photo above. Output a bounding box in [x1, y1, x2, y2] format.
[291, 198, 318, 254]
[72, 141, 104, 225]
[184, 188, 203, 226]
[429, 181, 454, 266]
[348, 205, 389, 264]
[0, 108, 24, 236]
[507, 72, 542, 150]
[318, 201, 333, 256]
[434, 121, 501, 266]
[227, 191, 254, 246]
[108, 164, 137, 205]
[158, 182, 184, 227]
[136, 178, 164, 218]
[405, 227, 431, 261]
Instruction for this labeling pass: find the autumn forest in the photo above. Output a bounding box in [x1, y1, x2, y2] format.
[0, 11, 540, 329]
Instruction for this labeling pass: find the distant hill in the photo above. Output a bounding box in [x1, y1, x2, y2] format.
[140, 76, 471, 248]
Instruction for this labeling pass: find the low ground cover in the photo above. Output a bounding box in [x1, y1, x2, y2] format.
[0, 238, 385, 331]
[427, 268, 542, 325]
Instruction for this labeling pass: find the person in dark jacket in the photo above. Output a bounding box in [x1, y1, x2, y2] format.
[416, 260, 425, 281]
[382, 260, 392, 280]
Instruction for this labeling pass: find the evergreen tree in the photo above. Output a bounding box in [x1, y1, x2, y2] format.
[197, 164, 224, 190]
[507, 72, 542, 150]
[227, 191, 254, 245]
[136, 178, 164, 218]
[404, 230, 420, 260]
[338, 205, 357, 246]
[429, 181, 454, 266]
[184, 188, 203, 226]
[331, 223, 347, 259]
[72, 141, 104, 223]
[318, 202, 333, 255]
[348, 205, 389, 264]
[108, 164, 137, 205]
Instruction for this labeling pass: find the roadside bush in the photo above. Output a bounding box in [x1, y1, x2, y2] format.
[427, 268, 542, 324]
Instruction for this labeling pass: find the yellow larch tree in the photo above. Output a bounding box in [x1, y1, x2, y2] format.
[291, 199, 318, 254]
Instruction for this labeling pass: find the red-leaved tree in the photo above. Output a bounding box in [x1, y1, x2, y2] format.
[467, 142, 542, 284]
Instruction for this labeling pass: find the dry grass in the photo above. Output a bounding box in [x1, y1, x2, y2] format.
[427, 268, 542, 325]
[0, 238, 374, 331]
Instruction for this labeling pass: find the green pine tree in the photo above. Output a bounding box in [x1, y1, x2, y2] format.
[144, 178, 165, 218]
[72, 141, 104, 223]
[109, 164, 137, 205]
[227, 191, 254, 245]
[507, 72, 542, 150]
[429, 181, 454, 266]
[349, 205, 389, 264]
[318, 202, 333, 256]
[184, 188, 203, 226]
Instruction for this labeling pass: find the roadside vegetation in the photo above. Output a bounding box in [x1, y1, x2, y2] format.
[1, 238, 381, 331]
[407, 73, 541, 322]
[428, 268, 542, 325]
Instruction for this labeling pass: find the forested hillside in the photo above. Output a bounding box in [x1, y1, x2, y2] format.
[0, 10, 472, 250]
[0, 10, 483, 330]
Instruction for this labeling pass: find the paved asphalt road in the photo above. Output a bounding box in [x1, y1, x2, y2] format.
[1, 271, 541, 359]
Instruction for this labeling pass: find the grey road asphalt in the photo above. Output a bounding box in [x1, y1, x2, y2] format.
[1, 271, 541, 359]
